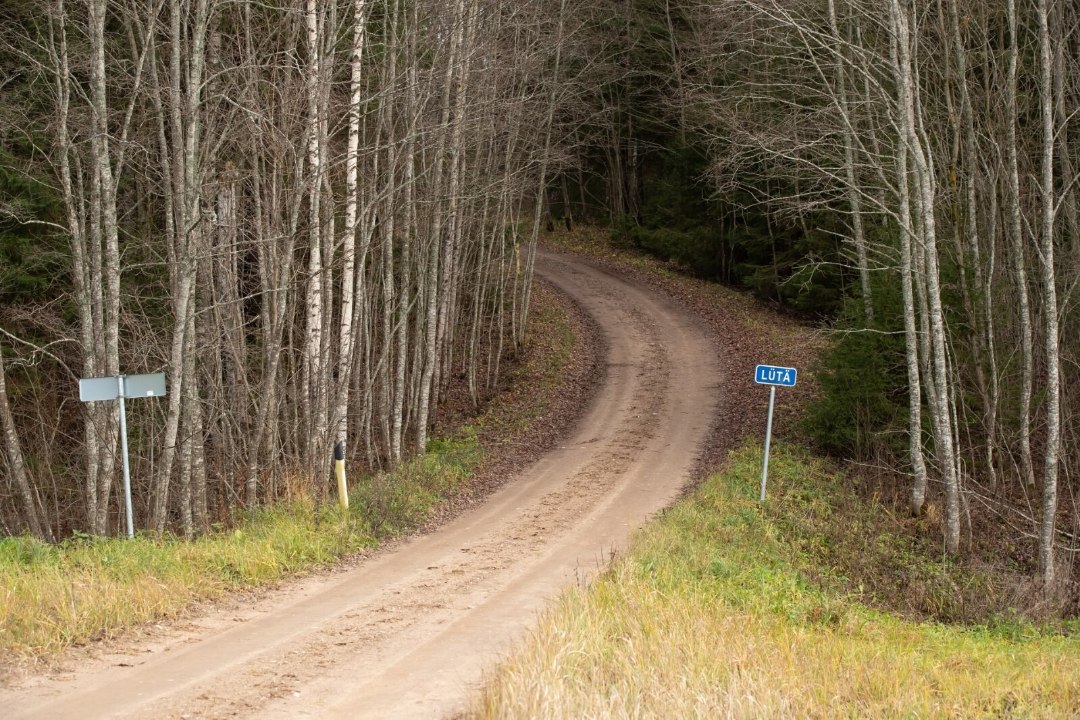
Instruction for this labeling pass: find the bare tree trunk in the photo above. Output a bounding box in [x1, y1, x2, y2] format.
[945, 0, 989, 445]
[1053, 1, 1079, 254]
[88, 0, 123, 536]
[828, 0, 873, 323]
[1035, 0, 1061, 587]
[177, 274, 200, 536]
[416, 0, 464, 455]
[520, 0, 568, 350]
[396, 10, 424, 448]
[380, 0, 401, 463]
[241, 4, 300, 508]
[0, 348, 47, 539]
[303, 0, 328, 475]
[52, 0, 103, 534]
[333, 0, 370, 469]
[316, 3, 338, 493]
[890, 0, 959, 552]
[1006, 0, 1037, 491]
[154, 0, 210, 533]
[887, 14, 929, 517]
[210, 162, 247, 513]
[982, 169, 1001, 487]
[392, 56, 418, 460]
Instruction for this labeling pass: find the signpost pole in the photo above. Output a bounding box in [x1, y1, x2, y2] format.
[79, 371, 165, 538]
[754, 364, 795, 502]
[759, 384, 776, 503]
[117, 375, 135, 538]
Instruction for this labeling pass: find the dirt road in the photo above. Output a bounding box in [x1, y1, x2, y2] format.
[7, 249, 722, 720]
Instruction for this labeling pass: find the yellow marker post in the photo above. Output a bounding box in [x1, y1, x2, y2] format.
[334, 441, 349, 511]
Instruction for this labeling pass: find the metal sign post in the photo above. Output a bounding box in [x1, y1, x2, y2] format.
[79, 373, 167, 538]
[117, 377, 134, 538]
[754, 364, 797, 502]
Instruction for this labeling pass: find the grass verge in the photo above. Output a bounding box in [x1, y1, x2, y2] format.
[0, 436, 477, 662]
[471, 443, 1080, 719]
[0, 286, 578, 668]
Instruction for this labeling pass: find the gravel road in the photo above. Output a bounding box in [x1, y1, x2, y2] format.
[7, 248, 722, 720]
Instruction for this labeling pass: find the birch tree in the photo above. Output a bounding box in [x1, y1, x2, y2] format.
[1035, 0, 1061, 587]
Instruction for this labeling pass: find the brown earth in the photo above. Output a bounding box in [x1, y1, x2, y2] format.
[4, 247, 726, 720]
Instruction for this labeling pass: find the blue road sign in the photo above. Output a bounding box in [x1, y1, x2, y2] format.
[755, 363, 797, 502]
[754, 364, 797, 387]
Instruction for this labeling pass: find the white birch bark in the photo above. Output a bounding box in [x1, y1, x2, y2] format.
[1035, 0, 1061, 587]
[392, 57, 419, 460]
[333, 0, 370, 466]
[890, 0, 960, 551]
[1005, 0, 1037, 491]
[303, 0, 327, 472]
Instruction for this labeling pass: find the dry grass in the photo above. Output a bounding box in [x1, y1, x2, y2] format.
[471, 444, 1080, 719]
[0, 502, 375, 660]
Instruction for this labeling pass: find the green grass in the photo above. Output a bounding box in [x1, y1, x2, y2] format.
[351, 432, 482, 537]
[472, 443, 1080, 719]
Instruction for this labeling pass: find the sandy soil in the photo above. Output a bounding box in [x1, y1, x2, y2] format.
[5, 248, 722, 720]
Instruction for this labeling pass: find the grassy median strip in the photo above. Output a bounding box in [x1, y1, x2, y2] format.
[472, 444, 1080, 719]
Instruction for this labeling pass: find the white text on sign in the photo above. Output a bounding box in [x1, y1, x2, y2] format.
[754, 364, 797, 387]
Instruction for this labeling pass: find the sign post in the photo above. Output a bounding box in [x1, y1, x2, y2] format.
[79, 373, 167, 538]
[753, 364, 797, 502]
[117, 376, 133, 539]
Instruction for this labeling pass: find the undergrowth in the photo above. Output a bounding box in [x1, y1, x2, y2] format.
[770, 449, 1073, 628]
[351, 432, 481, 537]
[472, 443, 1080, 718]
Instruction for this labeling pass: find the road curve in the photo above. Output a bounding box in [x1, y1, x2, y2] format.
[7, 248, 721, 720]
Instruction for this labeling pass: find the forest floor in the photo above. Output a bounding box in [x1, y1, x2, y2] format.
[0, 241, 762, 719]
